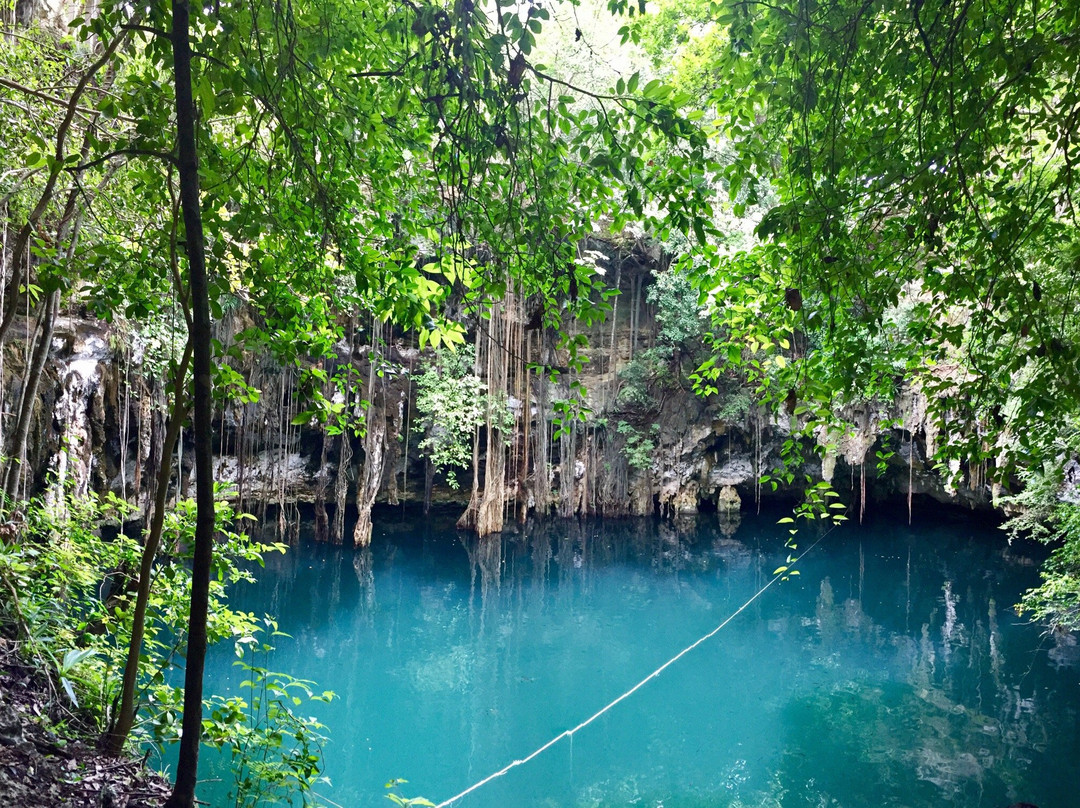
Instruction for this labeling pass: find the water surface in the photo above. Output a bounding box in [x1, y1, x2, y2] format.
[202, 508, 1080, 808]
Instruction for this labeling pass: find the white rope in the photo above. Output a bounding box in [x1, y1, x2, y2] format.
[433, 527, 833, 808]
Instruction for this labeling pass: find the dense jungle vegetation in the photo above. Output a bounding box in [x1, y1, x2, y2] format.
[1, 0, 1079, 803]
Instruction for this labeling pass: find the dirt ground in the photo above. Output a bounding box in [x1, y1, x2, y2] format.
[0, 638, 169, 808]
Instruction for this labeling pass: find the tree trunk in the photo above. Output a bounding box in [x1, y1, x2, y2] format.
[165, 0, 216, 804]
[104, 342, 192, 754]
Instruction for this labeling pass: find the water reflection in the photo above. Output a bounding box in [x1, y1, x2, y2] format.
[206, 510, 1078, 808]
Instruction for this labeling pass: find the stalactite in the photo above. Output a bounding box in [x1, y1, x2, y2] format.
[133, 378, 149, 509]
[402, 371, 412, 505]
[118, 345, 130, 502]
[146, 383, 166, 521]
[607, 262, 622, 410]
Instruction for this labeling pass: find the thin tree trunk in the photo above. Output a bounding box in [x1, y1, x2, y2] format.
[104, 341, 192, 754]
[476, 297, 510, 536]
[352, 407, 386, 547]
[165, 0, 216, 803]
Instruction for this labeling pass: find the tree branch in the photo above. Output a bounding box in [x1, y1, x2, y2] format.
[66, 148, 178, 172]
[122, 23, 169, 38]
[0, 77, 138, 124]
[349, 52, 419, 78]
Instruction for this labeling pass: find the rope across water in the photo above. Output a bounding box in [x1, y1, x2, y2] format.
[433, 527, 833, 808]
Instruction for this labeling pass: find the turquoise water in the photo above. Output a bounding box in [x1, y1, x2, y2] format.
[200, 508, 1079, 808]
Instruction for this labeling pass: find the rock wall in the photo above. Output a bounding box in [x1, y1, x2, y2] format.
[1, 246, 998, 535]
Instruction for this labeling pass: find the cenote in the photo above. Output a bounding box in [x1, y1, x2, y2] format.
[198, 507, 1080, 808]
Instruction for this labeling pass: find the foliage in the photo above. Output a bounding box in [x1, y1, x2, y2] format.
[616, 420, 659, 472]
[0, 482, 317, 782]
[715, 386, 752, 424]
[384, 780, 435, 808]
[647, 265, 706, 355]
[0, 489, 136, 718]
[623, 0, 1080, 606]
[415, 347, 489, 488]
[1003, 463, 1080, 630]
[665, 0, 1080, 476]
[616, 348, 675, 410]
[204, 618, 335, 808]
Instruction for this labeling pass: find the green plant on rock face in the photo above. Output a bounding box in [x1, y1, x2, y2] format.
[415, 347, 488, 488]
[204, 617, 335, 808]
[617, 421, 659, 472]
[715, 386, 752, 423]
[617, 348, 676, 410]
[647, 266, 707, 356]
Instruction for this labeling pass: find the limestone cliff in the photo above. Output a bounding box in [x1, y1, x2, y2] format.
[0, 239, 999, 538]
